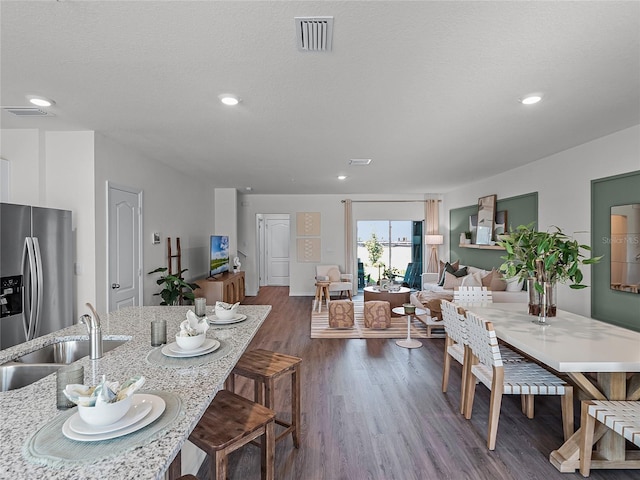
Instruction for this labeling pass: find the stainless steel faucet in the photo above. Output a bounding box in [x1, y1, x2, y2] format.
[80, 303, 103, 360]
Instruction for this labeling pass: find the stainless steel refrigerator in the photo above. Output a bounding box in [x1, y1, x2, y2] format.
[0, 203, 73, 349]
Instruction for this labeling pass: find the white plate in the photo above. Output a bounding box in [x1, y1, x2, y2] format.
[168, 338, 218, 354]
[161, 339, 220, 358]
[68, 397, 153, 435]
[208, 313, 247, 325]
[62, 394, 166, 442]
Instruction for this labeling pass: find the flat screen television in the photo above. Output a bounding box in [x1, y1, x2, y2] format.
[210, 235, 230, 277]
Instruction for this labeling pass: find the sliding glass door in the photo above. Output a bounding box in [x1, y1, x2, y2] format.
[356, 220, 423, 289]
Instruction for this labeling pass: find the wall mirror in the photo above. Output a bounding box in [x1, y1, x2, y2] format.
[476, 194, 496, 245]
[610, 203, 640, 294]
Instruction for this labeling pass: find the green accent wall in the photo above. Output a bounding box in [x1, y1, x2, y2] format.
[591, 171, 640, 331]
[449, 192, 538, 270]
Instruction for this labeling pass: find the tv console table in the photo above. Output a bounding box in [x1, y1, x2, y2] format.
[194, 271, 245, 305]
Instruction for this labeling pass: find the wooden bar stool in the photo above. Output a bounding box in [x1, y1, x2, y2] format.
[188, 390, 275, 480]
[227, 349, 301, 448]
[314, 281, 331, 312]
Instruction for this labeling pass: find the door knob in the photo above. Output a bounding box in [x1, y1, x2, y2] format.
[111, 283, 120, 289]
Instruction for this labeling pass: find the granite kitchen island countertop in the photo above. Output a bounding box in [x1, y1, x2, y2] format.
[0, 304, 271, 480]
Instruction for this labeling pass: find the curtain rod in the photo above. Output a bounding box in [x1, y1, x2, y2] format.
[341, 199, 441, 204]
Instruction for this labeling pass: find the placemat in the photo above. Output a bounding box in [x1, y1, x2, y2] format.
[146, 338, 232, 368]
[23, 390, 183, 468]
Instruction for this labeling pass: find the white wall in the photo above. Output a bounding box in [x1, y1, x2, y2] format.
[215, 188, 237, 258]
[0, 129, 96, 320]
[443, 125, 640, 316]
[45, 131, 96, 319]
[0, 129, 40, 205]
[238, 193, 428, 296]
[93, 133, 216, 311]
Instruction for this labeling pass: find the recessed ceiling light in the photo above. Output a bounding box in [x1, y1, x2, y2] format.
[337, 175, 347, 180]
[218, 94, 240, 106]
[245, 187, 252, 191]
[521, 94, 542, 105]
[26, 95, 55, 107]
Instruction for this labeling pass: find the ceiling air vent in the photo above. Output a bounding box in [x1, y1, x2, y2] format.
[349, 159, 372, 166]
[295, 16, 333, 52]
[3, 107, 54, 117]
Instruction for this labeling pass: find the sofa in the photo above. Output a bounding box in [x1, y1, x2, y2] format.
[410, 264, 527, 320]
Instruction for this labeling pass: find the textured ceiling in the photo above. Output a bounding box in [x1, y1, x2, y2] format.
[1, 1, 639, 195]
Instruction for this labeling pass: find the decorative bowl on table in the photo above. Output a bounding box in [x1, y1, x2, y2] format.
[78, 394, 133, 426]
[403, 303, 416, 315]
[64, 374, 145, 426]
[214, 301, 239, 320]
[175, 332, 206, 351]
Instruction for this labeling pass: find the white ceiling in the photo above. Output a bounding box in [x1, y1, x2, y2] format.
[1, 1, 639, 195]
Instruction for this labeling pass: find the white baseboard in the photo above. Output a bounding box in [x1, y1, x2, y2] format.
[289, 290, 315, 296]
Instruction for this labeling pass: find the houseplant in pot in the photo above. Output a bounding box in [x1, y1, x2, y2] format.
[497, 224, 601, 318]
[148, 267, 199, 306]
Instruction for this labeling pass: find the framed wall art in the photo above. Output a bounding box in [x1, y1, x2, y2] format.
[476, 194, 497, 245]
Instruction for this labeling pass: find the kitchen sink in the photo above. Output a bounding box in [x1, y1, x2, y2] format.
[0, 363, 63, 392]
[14, 339, 128, 364]
[0, 339, 129, 392]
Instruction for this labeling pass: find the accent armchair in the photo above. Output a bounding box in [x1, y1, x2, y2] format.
[315, 265, 354, 300]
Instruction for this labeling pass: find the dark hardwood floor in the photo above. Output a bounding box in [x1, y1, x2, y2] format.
[197, 286, 635, 480]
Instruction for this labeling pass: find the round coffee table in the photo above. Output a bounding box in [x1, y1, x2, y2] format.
[392, 306, 427, 349]
[363, 286, 411, 316]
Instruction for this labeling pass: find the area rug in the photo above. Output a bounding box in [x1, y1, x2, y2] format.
[310, 300, 433, 339]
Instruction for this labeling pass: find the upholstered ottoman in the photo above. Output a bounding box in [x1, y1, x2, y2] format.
[363, 301, 391, 329]
[328, 300, 354, 328]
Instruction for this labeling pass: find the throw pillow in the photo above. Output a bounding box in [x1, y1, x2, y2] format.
[467, 266, 488, 276]
[481, 269, 495, 288]
[326, 267, 341, 282]
[462, 271, 483, 287]
[505, 276, 524, 292]
[444, 271, 467, 289]
[489, 270, 508, 291]
[438, 260, 459, 284]
[452, 266, 468, 278]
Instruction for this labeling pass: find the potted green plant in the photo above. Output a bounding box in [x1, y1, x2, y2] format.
[148, 267, 199, 306]
[497, 224, 602, 317]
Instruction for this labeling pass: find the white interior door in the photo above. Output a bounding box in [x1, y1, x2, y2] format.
[108, 183, 142, 311]
[264, 214, 290, 286]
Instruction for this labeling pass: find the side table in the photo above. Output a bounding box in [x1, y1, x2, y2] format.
[392, 306, 427, 349]
[314, 281, 331, 313]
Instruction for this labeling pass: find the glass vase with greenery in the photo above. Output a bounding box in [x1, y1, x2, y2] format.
[497, 224, 602, 316]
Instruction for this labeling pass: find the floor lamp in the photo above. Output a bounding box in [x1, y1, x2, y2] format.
[425, 235, 444, 273]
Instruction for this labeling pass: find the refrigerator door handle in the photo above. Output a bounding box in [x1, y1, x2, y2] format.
[22, 237, 38, 341]
[32, 237, 44, 340]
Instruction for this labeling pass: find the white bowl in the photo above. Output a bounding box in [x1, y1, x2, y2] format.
[78, 395, 133, 426]
[175, 332, 206, 351]
[214, 305, 238, 320]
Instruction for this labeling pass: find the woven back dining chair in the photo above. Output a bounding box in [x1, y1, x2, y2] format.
[441, 300, 470, 414]
[463, 310, 574, 450]
[453, 286, 493, 305]
[579, 400, 640, 476]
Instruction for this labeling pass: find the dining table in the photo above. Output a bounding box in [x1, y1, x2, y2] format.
[0, 304, 271, 479]
[463, 303, 640, 474]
